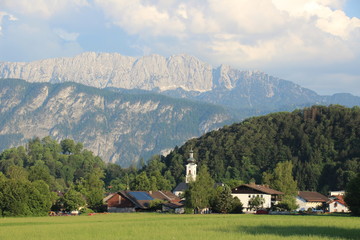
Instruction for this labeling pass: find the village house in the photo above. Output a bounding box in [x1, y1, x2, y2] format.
[328, 194, 349, 213]
[231, 183, 283, 212]
[296, 191, 328, 211]
[104, 190, 182, 213]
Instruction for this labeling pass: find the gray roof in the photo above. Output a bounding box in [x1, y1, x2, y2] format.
[173, 182, 224, 192]
[173, 182, 188, 192]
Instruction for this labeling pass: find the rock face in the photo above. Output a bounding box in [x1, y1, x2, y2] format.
[0, 53, 359, 166]
[2, 52, 359, 112]
[0, 79, 232, 166]
[0, 52, 213, 91]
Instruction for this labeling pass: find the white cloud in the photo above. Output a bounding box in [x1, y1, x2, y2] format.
[208, 0, 286, 35]
[54, 29, 80, 42]
[0, 0, 359, 94]
[94, 0, 186, 37]
[94, 0, 360, 62]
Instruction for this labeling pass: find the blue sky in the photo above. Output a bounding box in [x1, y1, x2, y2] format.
[0, 0, 359, 96]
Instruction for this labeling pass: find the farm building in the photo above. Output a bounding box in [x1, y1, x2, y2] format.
[296, 191, 328, 211]
[104, 190, 182, 213]
[231, 184, 283, 211]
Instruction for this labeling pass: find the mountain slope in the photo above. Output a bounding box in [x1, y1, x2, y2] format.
[164, 105, 360, 193]
[0, 78, 232, 166]
[1, 52, 359, 113]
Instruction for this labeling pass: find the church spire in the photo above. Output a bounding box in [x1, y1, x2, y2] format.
[187, 149, 196, 163]
[185, 149, 197, 183]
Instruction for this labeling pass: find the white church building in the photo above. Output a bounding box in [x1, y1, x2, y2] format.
[173, 150, 197, 197]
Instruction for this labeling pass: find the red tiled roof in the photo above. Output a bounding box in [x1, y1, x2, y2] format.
[298, 191, 328, 202]
[329, 195, 347, 206]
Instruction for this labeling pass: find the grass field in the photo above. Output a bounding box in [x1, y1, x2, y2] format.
[0, 213, 359, 240]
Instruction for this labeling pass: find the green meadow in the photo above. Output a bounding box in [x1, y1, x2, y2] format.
[0, 213, 359, 240]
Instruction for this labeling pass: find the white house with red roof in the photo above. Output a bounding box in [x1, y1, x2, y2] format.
[328, 195, 349, 213]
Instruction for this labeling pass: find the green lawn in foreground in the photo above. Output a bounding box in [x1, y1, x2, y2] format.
[0, 213, 359, 240]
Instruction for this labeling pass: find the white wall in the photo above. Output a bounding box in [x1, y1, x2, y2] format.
[296, 197, 323, 211]
[329, 202, 349, 213]
[232, 193, 271, 211]
[329, 191, 345, 196]
[186, 163, 197, 183]
[173, 190, 183, 197]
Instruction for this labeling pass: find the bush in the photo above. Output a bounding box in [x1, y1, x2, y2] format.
[79, 207, 94, 215]
[230, 197, 243, 213]
[184, 207, 194, 214]
[149, 199, 165, 211]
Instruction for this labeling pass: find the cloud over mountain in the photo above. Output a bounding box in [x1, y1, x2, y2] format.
[0, 0, 359, 95]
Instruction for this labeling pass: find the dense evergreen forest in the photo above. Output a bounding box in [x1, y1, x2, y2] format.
[164, 105, 360, 193]
[0, 105, 359, 216]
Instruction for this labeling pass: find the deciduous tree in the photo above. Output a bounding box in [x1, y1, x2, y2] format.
[185, 165, 214, 212]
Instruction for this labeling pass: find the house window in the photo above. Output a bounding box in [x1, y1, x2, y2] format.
[334, 202, 338, 208]
[249, 195, 251, 198]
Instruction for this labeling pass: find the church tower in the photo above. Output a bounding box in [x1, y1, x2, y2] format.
[185, 149, 197, 183]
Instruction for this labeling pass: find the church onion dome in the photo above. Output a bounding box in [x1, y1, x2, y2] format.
[187, 149, 196, 163]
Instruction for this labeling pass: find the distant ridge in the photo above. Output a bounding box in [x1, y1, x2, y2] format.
[1, 52, 359, 113]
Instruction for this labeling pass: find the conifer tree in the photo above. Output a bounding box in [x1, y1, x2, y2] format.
[344, 173, 360, 216]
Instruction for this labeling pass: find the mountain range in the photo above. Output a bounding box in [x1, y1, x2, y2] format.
[0, 79, 231, 166]
[0, 52, 359, 165]
[1, 52, 359, 113]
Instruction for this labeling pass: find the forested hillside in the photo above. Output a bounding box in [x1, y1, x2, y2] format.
[164, 105, 360, 193]
[1, 105, 359, 216]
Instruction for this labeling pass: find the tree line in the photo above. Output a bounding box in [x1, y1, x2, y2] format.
[1, 105, 359, 216]
[163, 105, 360, 194]
[0, 137, 177, 216]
